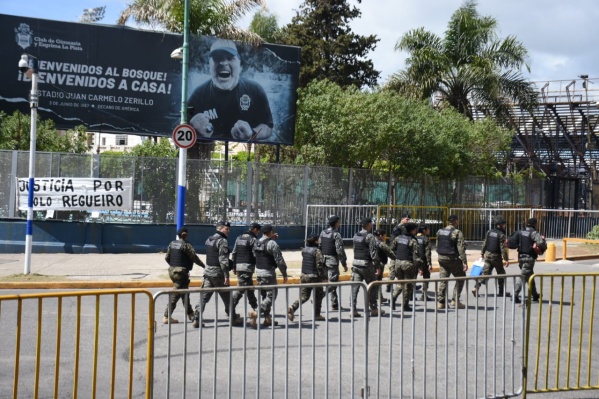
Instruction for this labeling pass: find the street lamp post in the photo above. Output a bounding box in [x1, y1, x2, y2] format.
[175, 0, 191, 234]
[19, 54, 39, 275]
[580, 75, 591, 148]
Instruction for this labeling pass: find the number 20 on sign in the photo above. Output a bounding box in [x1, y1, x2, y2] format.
[172, 124, 197, 149]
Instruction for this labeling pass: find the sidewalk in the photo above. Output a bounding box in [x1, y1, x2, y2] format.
[0, 239, 597, 289]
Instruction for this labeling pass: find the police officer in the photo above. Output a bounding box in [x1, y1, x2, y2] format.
[351, 217, 383, 317]
[387, 213, 411, 292]
[416, 224, 433, 301]
[163, 226, 206, 324]
[231, 222, 261, 317]
[512, 218, 546, 303]
[287, 234, 327, 322]
[193, 221, 242, 328]
[391, 222, 421, 311]
[320, 215, 348, 310]
[249, 224, 288, 328]
[472, 216, 510, 297]
[436, 215, 468, 310]
[373, 229, 396, 304]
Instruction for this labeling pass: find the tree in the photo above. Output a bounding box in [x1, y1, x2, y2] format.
[249, 8, 280, 43]
[387, 0, 537, 125]
[0, 111, 90, 153]
[118, 0, 265, 43]
[280, 0, 380, 88]
[287, 80, 512, 179]
[129, 138, 178, 223]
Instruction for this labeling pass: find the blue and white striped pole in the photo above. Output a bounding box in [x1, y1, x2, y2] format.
[24, 55, 39, 275]
[175, 0, 191, 234]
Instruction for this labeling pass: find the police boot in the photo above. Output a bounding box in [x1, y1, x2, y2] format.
[402, 303, 413, 312]
[187, 311, 195, 322]
[230, 313, 243, 326]
[249, 310, 258, 329]
[192, 315, 205, 328]
[163, 316, 179, 324]
[262, 316, 278, 327]
[370, 308, 385, 317]
[385, 284, 391, 293]
[497, 288, 511, 298]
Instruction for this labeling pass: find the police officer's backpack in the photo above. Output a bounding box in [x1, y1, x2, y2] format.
[533, 237, 547, 255]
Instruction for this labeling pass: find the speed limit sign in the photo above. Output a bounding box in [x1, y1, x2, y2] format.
[172, 124, 197, 149]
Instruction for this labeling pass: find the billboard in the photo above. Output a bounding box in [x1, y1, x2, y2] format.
[0, 14, 300, 145]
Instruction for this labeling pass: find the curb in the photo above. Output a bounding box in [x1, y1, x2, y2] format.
[0, 267, 443, 290]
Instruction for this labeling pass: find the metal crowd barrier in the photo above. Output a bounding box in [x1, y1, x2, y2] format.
[3, 275, 598, 398]
[367, 275, 524, 399]
[0, 289, 154, 399]
[523, 273, 599, 398]
[531, 209, 599, 239]
[152, 281, 370, 398]
[449, 208, 534, 241]
[305, 205, 379, 242]
[377, 205, 448, 238]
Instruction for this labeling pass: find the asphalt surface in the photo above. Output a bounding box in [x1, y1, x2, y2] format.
[1, 240, 597, 288]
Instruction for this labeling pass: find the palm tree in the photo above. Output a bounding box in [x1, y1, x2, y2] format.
[117, 0, 265, 44]
[386, 0, 537, 125]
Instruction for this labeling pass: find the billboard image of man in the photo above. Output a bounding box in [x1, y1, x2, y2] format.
[188, 39, 273, 142]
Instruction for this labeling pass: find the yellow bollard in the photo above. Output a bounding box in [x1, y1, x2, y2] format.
[545, 242, 556, 262]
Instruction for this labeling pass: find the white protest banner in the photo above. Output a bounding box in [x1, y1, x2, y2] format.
[16, 177, 133, 211]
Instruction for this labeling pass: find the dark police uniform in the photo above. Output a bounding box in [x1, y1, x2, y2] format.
[320, 226, 348, 310]
[195, 231, 233, 318]
[513, 225, 546, 302]
[473, 226, 509, 296]
[289, 244, 326, 317]
[164, 237, 205, 320]
[351, 229, 380, 312]
[231, 229, 260, 312]
[436, 224, 468, 307]
[254, 235, 288, 317]
[391, 233, 421, 307]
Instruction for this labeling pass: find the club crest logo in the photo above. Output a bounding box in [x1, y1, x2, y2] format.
[239, 94, 251, 111]
[15, 23, 33, 50]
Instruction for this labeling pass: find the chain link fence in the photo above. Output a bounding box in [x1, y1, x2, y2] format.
[0, 150, 558, 225]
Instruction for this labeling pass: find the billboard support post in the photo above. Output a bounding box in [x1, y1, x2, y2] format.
[21, 54, 38, 275]
[175, 0, 191, 235]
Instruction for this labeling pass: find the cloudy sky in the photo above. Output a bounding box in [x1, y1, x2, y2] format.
[3, 0, 598, 89]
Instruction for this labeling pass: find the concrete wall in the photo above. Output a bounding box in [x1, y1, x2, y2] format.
[0, 219, 306, 254]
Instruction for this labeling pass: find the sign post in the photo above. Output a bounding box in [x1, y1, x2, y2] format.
[172, 124, 197, 149]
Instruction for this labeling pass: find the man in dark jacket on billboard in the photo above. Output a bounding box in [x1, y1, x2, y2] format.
[188, 39, 273, 142]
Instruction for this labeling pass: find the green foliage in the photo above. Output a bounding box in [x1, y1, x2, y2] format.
[129, 137, 178, 158]
[279, 0, 380, 88]
[290, 79, 512, 179]
[387, 0, 537, 126]
[586, 225, 599, 240]
[0, 111, 89, 153]
[129, 138, 177, 223]
[118, 0, 265, 43]
[249, 9, 280, 43]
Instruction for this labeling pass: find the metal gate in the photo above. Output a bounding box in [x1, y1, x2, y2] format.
[305, 205, 378, 242]
[152, 281, 370, 398]
[0, 289, 154, 399]
[367, 275, 524, 398]
[523, 273, 599, 398]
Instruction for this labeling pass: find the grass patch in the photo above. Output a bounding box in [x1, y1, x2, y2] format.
[0, 273, 67, 282]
